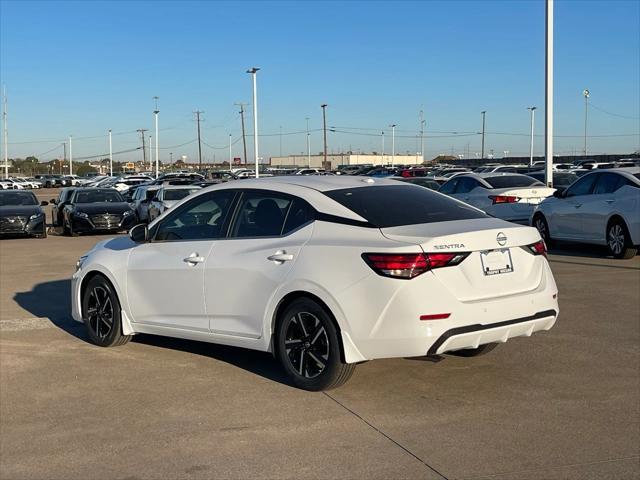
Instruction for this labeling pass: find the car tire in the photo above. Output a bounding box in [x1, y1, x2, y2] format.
[533, 213, 553, 246]
[275, 298, 355, 391]
[38, 225, 47, 239]
[607, 219, 637, 259]
[448, 343, 498, 357]
[63, 219, 71, 236]
[82, 275, 132, 347]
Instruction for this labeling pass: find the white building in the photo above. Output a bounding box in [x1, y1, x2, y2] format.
[269, 153, 424, 169]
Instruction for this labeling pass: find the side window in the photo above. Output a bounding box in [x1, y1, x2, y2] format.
[565, 174, 598, 197]
[593, 173, 626, 194]
[455, 177, 480, 194]
[146, 189, 157, 201]
[439, 178, 459, 195]
[283, 198, 315, 234]
[154, 190, 236, 242]
[231, 191, 293, 238]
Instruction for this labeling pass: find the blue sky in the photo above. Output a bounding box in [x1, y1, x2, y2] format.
[1, 0, 638, 163]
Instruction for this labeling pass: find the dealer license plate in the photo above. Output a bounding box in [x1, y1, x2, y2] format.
[480, 248, 513, 276]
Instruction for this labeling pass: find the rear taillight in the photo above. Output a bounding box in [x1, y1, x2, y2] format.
[401, 170, 411, 178]
[489, 195, 520, 204]
[524, 240, 547, 257]
[362, 252, 468, 279]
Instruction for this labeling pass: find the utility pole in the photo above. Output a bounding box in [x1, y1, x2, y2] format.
[279, 125, 282, 157]
[228, 133, 232, 165]
[247, 67, 260, 178]
[154, 96, 159, 178]
[545, 0, 554, 187]
[419, 109, 425, 163]
[321, 104, 328, 167]
[2, 86, 8, 179]
[137, 129, 148, 166]
[169, 152, 173, 164]
[69, 136, 73, 176]
[108, 129, 113, 176]
[148, 135, 153, 171]
[194, 110, 204, 170]
[480, 111, 486, 159]
[390, 124, 397, 167]
[381, 131, 385, 166]
[235, 103, 248, 166]
[583, 89, 590, 156]
[527, 107, 537, 167]
[306, 117, 311, 168]
[62, 142, 67, 175]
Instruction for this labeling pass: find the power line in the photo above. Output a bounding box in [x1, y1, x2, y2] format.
[588, 101, 640, 120]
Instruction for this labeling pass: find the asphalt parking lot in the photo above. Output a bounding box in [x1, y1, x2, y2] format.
[1, 189, 639, 479]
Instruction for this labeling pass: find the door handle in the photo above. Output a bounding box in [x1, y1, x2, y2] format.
[267, 250, 294, 264]
[605, 199, 615, 204]
[183, 253, 205, 265]
[573, 203, 582, 208]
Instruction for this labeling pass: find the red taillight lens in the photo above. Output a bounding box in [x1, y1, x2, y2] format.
[362, 252, 468, 279]
[525, 239, 547, 257]
[401, 170, 411, 177]
[489, 195, 520, 204]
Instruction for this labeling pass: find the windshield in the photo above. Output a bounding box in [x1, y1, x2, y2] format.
[163, 189, 199, 201]
[324, 185, 487, 228]
[0, 192, 39, 206]
[484, 175, 544, 189]
[73, 190, 124, 203]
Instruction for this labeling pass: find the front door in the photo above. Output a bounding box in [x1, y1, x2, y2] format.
[126, 189, 237, 331]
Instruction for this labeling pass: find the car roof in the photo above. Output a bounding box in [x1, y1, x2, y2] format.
[160, 185, 203, 190]
[219, 174, 404, 192]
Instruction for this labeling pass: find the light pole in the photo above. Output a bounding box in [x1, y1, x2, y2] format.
[527, 107, 537, 167]
[381, 131, 385, 166]
[148, 135, 153, 172]
[2, 86, 8, 180]
[247, 67, 260, 178]
[480, 111, 486, 159]
[306, 117, 311, 168]
[390, 124, 397, 167]
[545, 0, 554, 187]
[583, 89, 590, 156]
[419, 110, 425, 163]
[321, 104, 328, 167]
[228, 134, 232, 165]
[108, 129, 113, 176]
[154, 96, 159, 178]
[69, 136, 73, 176]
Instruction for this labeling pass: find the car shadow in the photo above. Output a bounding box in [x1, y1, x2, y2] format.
[548, 241, 637, 259]
[13, 279, 88, 341]
[13, 279, 292, 387]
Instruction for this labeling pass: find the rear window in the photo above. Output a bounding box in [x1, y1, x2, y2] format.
[324, 185, 487, 228]
[163, 189, 200, 201]
[484, 175, 543, 188]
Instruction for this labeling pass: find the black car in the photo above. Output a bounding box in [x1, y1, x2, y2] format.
[0, 191, 48, 238]
[62, 188, 137, 236]
[50, 187, 75, 227]
[527, 171, 578, 194]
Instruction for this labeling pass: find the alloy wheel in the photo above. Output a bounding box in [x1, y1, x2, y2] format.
[284, 312, 330, 379]
[608, 224, 625, 256]
[535, 217, 548, 240]
[86, 286, 113, 340]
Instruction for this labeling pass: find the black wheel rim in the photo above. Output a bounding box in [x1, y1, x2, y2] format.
[608, 224, 625, 255]
[86, 286, 113, 340]
[284, 312, 330, 379]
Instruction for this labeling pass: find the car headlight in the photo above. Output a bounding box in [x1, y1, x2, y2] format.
[76, 255, 88, 272]
[29, 212, 44, 220]
[75, 211, 89, 218]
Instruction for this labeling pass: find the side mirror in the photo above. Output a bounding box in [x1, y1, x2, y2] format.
[129, 224, 149, 243]
[553, 190, 564, 199]
[40, 201, 49, 206]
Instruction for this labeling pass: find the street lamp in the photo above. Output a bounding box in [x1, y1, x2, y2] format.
[389, 124, 397, 167]
[247, 67, 260, 178]
[153, 96, 160, 178]
[480, 111, 486, 159]
[583, 89, 590, 156]
[527, 107, 537, 167]
[321, 104, 328, 167]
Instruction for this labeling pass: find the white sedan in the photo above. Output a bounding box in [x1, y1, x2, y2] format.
[532, 168, 640, 259]
[147, 185, 201, 221]
[71, 176, 558, 391]
[439, 173, 556, 224]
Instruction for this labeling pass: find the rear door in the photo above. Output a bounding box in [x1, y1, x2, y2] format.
[559, 173, 599, 239]
[204, 190, 315, 338]
[586, 173, 628, 242]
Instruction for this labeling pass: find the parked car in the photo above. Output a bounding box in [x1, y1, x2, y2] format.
[71, 176, 559, 391]
[1, 179, 25, 189]
[0, 190, 48, 238]
[11, 177, 42, 189]
[60, 175, 86, 187]
[35, 174, 63, 188]
[526, 171, 578, 194]
[0, 180, 17, 190]
[532, 169, 640, 259]
[439, 173, 556, 224]
[50, 187, 76, 227]
[129, 185, 160, 223]
[390, 176, 441, 190]
[61, 188, 137, 236]
[147, 185, 202, 221]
